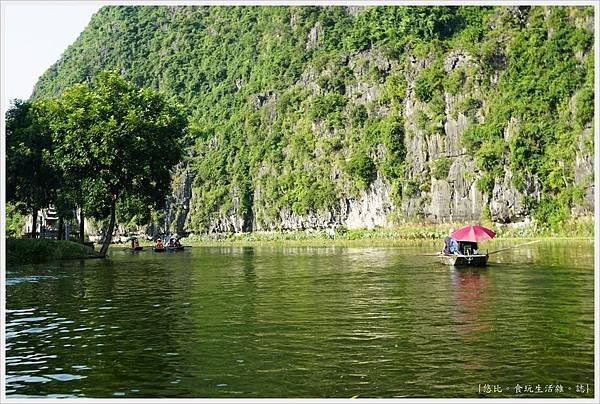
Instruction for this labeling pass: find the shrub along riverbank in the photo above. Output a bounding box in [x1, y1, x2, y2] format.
[6, 239, 98, 265]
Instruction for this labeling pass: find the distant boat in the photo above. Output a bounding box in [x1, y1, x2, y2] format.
[166, 235, 184, 251]
[153, 246, 166, 252]
[126, 236, 143, 251]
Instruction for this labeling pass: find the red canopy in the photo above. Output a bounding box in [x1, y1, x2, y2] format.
[451, 225, 496, 242]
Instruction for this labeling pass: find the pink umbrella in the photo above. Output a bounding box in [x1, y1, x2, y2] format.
[451, 225, 496, 242]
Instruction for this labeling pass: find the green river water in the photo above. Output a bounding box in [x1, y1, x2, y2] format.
[5, 240, 595, 398]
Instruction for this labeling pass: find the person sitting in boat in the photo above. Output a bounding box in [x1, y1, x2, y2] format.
[134, 239, 140, 249]
[443, 230, 459, 255]
[174, 239, 181, 247]
[131, 239, 136, 249]
[460, 241, 478, 255]
[155, 238, 164, 249]
[168, 238, 175, 247]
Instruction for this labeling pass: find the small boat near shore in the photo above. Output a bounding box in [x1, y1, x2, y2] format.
[167, 245, 184, 252]
[439, 225, 494, 267]
[153, 247, 166, 253]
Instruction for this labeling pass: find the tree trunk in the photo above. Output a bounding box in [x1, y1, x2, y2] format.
[57, 217, 64, 240]
[79, 207, 85, 244]
[31, 208, 38, 239]
[99, 200, 116, 258]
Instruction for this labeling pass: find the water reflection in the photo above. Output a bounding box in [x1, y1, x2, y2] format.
[449, 269, 490, 335]
[241, 247, 257, 285]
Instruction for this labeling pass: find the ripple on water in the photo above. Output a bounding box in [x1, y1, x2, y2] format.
[6, 308, 36, 314]
[44, 374, 87, 381]
[11, 317, 48, 323]
[7, 375, 52, 384]
[6, 276, 58, 286]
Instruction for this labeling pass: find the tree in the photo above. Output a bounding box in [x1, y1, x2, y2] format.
[49, 71, 186, 256]
[5, 203, 26, 238]
[5, 100, 58, 238]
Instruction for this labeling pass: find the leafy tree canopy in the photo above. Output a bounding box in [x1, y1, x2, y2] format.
[55, 71, 185, 253]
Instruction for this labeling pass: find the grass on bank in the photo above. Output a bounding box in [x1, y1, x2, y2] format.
[180, 217, 594, 247]
[6, 239, 97, 265]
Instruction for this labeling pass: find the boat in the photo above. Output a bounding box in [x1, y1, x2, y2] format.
[166, 235, 184, 251]
[127, 236, 143, 251]
[153, 247, 166, 253]
[438, 252, 488, 266]
[439, 224, 495, 267]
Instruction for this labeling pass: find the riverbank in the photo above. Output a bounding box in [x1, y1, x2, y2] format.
[178, 217, 594, 247]
[56, 218, 593, 252]
[175, 236, 593, 249]
[6, 239, 99, 265]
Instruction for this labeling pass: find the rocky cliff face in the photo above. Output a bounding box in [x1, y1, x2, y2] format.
[165, 45, 593, 235]
[166, 171, 394, 233]
[573, 129, 595, 215]
[402, 50, 485, 222]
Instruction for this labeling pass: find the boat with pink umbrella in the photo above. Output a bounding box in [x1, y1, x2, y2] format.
[438, 224, 496, 266]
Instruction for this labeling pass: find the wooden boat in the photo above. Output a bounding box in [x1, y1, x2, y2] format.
[153, 247, 166, 253]
[438, 252, 488, 266]
[167, 245, 184, 252]
[131, 246, 143, 251]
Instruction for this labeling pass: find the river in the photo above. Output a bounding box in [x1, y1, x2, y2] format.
[4, 240, 595, 398]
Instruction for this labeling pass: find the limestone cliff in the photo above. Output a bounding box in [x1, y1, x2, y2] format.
[30, 6, 595, 235]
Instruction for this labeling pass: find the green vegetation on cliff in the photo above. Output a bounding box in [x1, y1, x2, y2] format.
[460, 7, 594, 230]
[30, 5, 594, 233]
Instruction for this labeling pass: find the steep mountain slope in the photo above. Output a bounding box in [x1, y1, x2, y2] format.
[32, 5, 595, 234]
